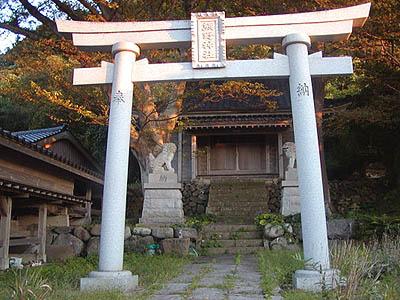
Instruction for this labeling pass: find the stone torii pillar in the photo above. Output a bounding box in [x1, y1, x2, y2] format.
[283, 33, 334, 289]
[80, 42, 140, 292]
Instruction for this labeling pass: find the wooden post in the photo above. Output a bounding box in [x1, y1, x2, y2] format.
[85, 186, 92, 224]
[0, 195, 12, 270]
[37, 204, 47, 262]
[191, 135, 197, 180]
[265, 137, 270, 173]
[278, 133, 284, 178]
[178, 131, 183, 182]
[85, 202, 92, 224]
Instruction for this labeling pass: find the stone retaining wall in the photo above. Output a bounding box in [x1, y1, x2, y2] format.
[45, 224, 198, 261]
[329, 178, 389, 214]
[181, 181, 210, 216]
[266, 181, 281, 213]
[44, 216, 355, 260]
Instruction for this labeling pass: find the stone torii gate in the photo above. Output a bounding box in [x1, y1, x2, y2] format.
[56, 3, 370, 292]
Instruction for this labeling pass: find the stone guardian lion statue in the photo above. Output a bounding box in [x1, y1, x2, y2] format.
[282, 142, 296, 169]
[149, 143, 177, 173]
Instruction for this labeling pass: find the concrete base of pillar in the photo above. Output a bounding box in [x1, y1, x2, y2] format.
[80, 270, 138, 292]
[293, 269, 341, 291]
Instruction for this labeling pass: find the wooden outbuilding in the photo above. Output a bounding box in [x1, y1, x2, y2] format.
[0, 125, 104, 269]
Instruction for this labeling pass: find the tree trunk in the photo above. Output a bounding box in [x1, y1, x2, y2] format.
[313, 78, 334, 216]
[129, 82, 186, 185]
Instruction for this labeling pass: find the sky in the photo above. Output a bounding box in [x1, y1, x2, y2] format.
[1, 30, 20, 53]
[0, 0, 58, 54]
[0, 0, 28, 54]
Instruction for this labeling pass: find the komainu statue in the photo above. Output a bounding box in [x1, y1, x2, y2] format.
[283, 142, 296, 169]
[149, 143, 177, 173]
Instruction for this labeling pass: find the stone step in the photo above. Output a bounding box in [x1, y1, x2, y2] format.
[207, 205, 268, 212]
[202, 231, 262, 240]
[209, 198, 268, 205]
[215, 217, 258, 224]
[202, 224, 258, 232]
[207, 206, 269, 214]
[216, 239, 264, 248]
[212, 211, 265, 218]
[210, 180, 269, 187]
[210, 185, 268, 192]
[207, 201, 270, 208]
[209, 191, 268, 199]
[205, 246, 265, 255]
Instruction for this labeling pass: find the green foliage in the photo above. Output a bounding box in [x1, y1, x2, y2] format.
[284, 213, 301, 225]
[201, 233, 222, 248]
[355, 214, 400, 240]
[382, 189, 400, 215]
[184, 80, 280, 112]
[231, 232, 240, 240]
[186, 213, 216, 231]
[234, 253, 242, 266]
[254, 213, 284, 228]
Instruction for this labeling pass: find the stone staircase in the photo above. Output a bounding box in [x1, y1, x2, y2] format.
[200, 224, 264, 255]
[200, 179, 274, 255]
[206, 178, 271, 223]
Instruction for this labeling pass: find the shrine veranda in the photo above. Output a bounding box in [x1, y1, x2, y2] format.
[56, 3, 370, 292]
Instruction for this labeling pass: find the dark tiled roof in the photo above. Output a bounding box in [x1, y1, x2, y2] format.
[11, 124, 67, 143]
[0, 128, 103, 180]
[183, 113, 292, 130]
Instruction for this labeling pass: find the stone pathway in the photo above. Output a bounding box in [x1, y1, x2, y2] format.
[146, 254, 282, 300]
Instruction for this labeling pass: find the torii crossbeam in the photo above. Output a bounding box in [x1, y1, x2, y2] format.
[56, 3, 370, 293]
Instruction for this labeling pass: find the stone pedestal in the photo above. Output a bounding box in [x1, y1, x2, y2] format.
[281, 168, 300, 216]
[140, 172, 185, 225]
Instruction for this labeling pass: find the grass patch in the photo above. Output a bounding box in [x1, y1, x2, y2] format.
[257, 250, 306, 296]
[0, 253, 193, 300]
[257, 234, 400, 299]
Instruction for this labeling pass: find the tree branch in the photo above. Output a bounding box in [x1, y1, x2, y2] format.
[76, 0, 107, 22]
[92, 0, 114, 21]
[50, 0, 83, 21]
[0, 22, 42, 40]
[18, 0, 61, 37]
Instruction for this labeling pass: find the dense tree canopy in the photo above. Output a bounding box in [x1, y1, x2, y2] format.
[0, 0, 399, 186]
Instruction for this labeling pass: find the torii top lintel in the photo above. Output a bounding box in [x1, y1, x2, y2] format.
[56, 3, 370, 52]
